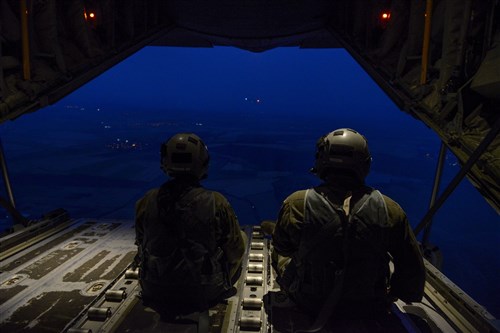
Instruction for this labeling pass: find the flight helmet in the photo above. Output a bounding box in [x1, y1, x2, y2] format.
[312, 128, 371, 182]
[161, 133, 210, 179]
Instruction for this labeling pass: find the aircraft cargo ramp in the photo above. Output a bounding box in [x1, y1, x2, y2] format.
[0, 216, 498, 333]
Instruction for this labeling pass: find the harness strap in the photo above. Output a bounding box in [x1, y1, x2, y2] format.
[296, 191, 371, 333]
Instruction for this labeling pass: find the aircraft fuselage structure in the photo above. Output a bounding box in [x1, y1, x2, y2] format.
[0, 1, 499, 332]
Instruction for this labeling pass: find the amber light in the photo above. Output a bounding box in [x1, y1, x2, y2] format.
[84, 10, 96, 20]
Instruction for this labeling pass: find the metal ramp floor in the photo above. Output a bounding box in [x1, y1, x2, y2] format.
[0, 218, 497, 332]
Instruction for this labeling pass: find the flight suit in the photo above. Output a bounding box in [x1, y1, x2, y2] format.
[135, 178, 246, 315]
[272, 184, 425, 318]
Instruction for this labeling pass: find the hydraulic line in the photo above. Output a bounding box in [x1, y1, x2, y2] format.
[0, 137, 16, 209]
[422, 142, 447, 245]
[20, 0, 31, 81]
[420, 0, 433, 84]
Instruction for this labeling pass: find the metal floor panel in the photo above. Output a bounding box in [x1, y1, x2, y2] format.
[0, 219, 137, 333]
[1, 220, 498, 333]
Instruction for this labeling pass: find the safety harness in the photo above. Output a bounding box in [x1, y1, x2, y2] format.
[296, 188, 387, 332]
[139, 181, 229, 319]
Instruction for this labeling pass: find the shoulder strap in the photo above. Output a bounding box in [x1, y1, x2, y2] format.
[298, 190, 342, 260]
[297, 191, 372, 333]
[157, 184, 206, 245]
[156, 185, 206, 283]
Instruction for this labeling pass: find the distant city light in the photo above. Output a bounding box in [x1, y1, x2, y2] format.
[106, 140, 142, 151]
[243, 97, 263, 103]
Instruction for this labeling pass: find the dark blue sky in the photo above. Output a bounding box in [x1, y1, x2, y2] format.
[64, 47, 402, 125]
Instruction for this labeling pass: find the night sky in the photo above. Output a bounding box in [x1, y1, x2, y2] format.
[1, 46, 499, 317]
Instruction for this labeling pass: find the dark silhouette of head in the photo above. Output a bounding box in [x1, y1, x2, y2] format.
[160, 133, 210, 180]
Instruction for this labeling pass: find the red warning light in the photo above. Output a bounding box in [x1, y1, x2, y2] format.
[381, 12, 391, 20]
[89, 12, 95, 19]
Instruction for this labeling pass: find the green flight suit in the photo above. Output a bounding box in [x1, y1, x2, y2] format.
[135, 178, 246, 314]
[272, 184, 425, 318]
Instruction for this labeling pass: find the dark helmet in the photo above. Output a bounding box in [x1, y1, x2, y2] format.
[160, 133, 210, 179]
[312, 128, 371, 182]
